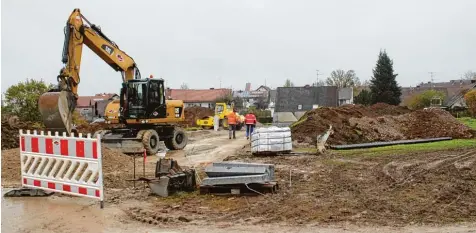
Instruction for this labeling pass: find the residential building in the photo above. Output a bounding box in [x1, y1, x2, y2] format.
[338, 88, 354, 106]
[275, 86, 339, 112]
[166, 88, 232, 108]
[76, 93, 118, 121]
[400, 79, 476, 109]
[233, 84, 270, 107]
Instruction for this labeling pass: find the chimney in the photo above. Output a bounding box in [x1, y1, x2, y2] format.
[245, 83, 251, 92]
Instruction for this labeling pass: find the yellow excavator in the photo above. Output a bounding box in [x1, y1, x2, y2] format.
[38, 9, 187, 155]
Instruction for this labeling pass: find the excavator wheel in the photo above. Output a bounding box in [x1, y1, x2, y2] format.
[142, 130, 160, 155]
[136, 130, 147, 139]
[164, 127, 188, 150]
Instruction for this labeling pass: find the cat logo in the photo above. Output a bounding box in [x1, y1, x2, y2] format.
[101, 44, 114, 55]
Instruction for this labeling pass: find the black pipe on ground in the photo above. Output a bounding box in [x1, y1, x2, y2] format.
[330, 137, 453, 150]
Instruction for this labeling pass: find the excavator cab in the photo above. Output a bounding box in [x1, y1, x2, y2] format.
[122, 78, 167, 120]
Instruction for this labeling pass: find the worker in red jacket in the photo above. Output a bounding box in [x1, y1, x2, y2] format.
[244, 111, 257, 140]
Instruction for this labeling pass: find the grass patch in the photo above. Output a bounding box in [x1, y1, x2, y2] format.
[335, 139, 476, 157]
[458, 117, 476, 130]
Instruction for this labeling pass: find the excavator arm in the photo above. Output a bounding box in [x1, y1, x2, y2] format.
[39, 8, 141, 134]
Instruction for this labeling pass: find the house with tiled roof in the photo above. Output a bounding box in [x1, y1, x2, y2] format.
[166, 88, 232, 108]
[400, 79, 476, 109]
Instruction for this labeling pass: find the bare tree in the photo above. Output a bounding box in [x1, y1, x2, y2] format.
[313, 79, 326, 87]
[326, 69, 360, 88]
[284, 79, 294, 87]
[180, 83, 189, 89]
[463, 70, 476, 80]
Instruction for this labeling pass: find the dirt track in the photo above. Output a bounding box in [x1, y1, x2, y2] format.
[2, 128, 476, 232]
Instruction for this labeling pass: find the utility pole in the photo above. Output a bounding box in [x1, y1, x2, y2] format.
[316, 70, 323, 86]
[428, 72, 435, 89]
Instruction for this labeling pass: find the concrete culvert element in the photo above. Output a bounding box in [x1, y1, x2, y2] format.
[165, 127, 188, 150]
[142, 130, 160, 155]
[294, 111, 307, 120]
[273, 112, 298, 126]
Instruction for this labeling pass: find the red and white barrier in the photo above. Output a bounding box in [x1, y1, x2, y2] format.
[19, 130, 104, 207]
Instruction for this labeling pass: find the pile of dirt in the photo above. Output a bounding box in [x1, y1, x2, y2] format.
[182, 106, 214, 127]
[1, 146, 136, 189]
[1, 118, 43, 150]
[101, 147, 136, 189]
[292, 103, 474, 145]
[75, 122, 108, 135]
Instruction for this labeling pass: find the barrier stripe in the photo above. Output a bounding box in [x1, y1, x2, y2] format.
[25, 136, 31, 153]
[23, 177, 101, 198]
[21, 136, 25, 151]
[31, 137, 39, 152]
[45, 138, 53, 154]
[60, 140, 68, 156]
[84, 141, 92, 159]
[76, 141, 84, 157]
[93, 142, 98, 159]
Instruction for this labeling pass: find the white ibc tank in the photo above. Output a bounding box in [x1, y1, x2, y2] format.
[251, 126, 292, 154]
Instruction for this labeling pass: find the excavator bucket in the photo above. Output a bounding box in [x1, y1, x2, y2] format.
[38, 91, 74, 135]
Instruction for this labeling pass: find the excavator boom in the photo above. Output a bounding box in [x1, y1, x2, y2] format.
[38, 9, 188, 156]
[39, 8, 140, 134]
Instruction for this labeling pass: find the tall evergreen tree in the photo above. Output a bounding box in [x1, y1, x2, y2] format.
[369, 50, 402, 105]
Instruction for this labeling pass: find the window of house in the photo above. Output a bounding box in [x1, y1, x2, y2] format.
[297, 104, 302, 110]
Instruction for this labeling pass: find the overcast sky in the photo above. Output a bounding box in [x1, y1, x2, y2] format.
[2, 0, 475, 96]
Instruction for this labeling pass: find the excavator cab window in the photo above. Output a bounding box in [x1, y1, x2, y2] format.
[147, 79, 167, 118]
[126, 81, 148, 118]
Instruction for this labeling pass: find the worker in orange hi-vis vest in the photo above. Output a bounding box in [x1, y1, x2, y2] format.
[226, 108, 238, 139]
[244, 111, 257, 140]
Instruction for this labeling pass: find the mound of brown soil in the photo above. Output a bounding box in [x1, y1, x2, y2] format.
[1, 119, 43, 150]
[182, 106, 214, 127]
[292, 103, 473, 145]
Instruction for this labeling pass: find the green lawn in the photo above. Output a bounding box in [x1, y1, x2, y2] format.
[335, 139, 476, 157]
[458, 117, 476, 130]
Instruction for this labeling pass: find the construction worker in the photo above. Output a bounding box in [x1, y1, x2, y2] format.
[227, 108, 238, 139]
[244, 111, 257, 140]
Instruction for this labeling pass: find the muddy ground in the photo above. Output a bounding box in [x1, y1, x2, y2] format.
[2, 128, 476, 232]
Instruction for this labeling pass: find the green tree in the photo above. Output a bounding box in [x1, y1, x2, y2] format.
[326, 69, 360, 88]
[284, 79, 294, 87]
[408, 90, 446, 109]
[354, 89, 373, 106]
[2, 79, 55, 122]
[464, 89, 476, 117]
[214, 93, 233, 104]
[369, 50, 402, 105]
